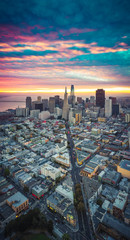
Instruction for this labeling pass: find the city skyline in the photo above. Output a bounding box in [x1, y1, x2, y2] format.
[0, 0, 130, 95]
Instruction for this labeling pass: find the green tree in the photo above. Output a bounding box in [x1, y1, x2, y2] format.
[55, 176, 62, 184]
[96, 198, 103, 207]
[47, 220, 53, 234]
[4, 168, 10, 177]
[77, 202, 85, 212]
[23, 185, 29, 193]
[62, 233, 70, 240]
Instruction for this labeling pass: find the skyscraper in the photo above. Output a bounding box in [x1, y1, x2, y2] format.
[26, 97, 32, 111]
[68, 85, 75, 107]
[37, 96, 42, 102]
[71, 85, 74, 95]
[49, 97, 55, 113]
[96, 89, 105, 108]
[105, 99, 112, 117]
[54, 95, 60, 107]
[42, 99, 49, 110]
[62, 87, 69, 120]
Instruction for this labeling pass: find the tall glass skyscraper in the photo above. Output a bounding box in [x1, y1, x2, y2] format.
[26, 97, 32, 111]
[71, 85, 74, 95]
[96, 89, 105, 108]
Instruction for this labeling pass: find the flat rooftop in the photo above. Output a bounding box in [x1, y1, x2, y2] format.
[7, 191, 28, 208]
[119, 159, 130, 171]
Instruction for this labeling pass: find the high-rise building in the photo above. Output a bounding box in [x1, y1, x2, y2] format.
[77, 97, 83, 104]
[105, 99, 112, 117]
[68, 85, 75, 107]
[71, 85, 74, 95]
[37, 96, 42, 102]
[42, 99, 49, 110]
[90, 96, 95, 104]
[35, 103, 43, 112]
[96, 89, 105, 108]
[112, 104, 119, 116]
[62, 87, 69, 120]
[54, 95, 60, 107]
[26, 97, 32, 111]
[109, 97, 116, 105]
[59, 98, 63, 109]
[49, 97, 55, 113]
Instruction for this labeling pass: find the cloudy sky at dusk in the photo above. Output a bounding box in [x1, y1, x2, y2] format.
[0, 0, 130, 96]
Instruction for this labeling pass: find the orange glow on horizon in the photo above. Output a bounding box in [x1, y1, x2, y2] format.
[0, 87, 130, 95]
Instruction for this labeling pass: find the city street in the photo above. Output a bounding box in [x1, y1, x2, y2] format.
[65, 122, 92, 240]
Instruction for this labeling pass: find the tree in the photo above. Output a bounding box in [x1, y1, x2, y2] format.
[47, 220, 53, 234]
[62, 233, 70, 240]
[55, 176, 62, 184]
[4, 168, 10, 177]
[77, 202, 85, 212]
[96, 198, 103, 207]
[23, 185, 29, 193]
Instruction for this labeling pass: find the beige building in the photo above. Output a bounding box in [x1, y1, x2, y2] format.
[41, 163, 61, 180]
[117, 160, 130, 179]
[6, 192, 29, 214]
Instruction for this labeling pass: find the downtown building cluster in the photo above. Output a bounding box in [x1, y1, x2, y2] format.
[0, 86, 130, 239]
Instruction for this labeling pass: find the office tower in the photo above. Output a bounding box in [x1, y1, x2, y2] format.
[71, 85, 74, 95]
[35, 103, 43, 112]
[49, 97, 55, 113]
[54, 95, 60, 107]
[90, 96, 95, 104]
[37, 96, 42, 102]
[42, 99, 49, 111]
[109, 97, 117, 105]
[68, 85, 75, 107]
[86, 98, 89, 103]
[77, 97, 83, 104]
[96, 89, 105, 108]
[26, 97, 32, 111]
[62, 87, 69, 120]
[112, 104, 119, 116]
[105, 99, 112, 117]
[59, 98, 63, 109]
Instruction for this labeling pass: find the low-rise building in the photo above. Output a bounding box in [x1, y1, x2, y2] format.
[32, 185, 44, 199]
[113, 191, 128, 219]
[41, 163, 61, 180]
[117, 159, 130, 179]
[102, 168, 121, 186]
[6, 191, 29, 214]
[76, 150, 90, 165]
[52, 152, 70, 167]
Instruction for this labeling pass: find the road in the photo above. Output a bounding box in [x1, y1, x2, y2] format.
[66, 122, 92, 240]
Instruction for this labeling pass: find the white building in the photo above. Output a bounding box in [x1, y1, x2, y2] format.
[30, 109, 40, 118]
[125, 113, 130, 123]
[56, 185, 73, 202]
[39, 111, 50, 120]
[54, 107, 62, 118]
[105, 99, 112, 118]
[41, 164, 61, 180]
[16, 107, 29, 117]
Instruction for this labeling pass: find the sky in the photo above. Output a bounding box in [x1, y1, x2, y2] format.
[0, 0, 130, 96]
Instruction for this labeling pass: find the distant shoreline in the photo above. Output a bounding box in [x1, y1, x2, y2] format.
[0, 101, 25, 102]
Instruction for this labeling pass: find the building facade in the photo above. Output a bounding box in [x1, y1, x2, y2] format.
[96, 89, 105, 108]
